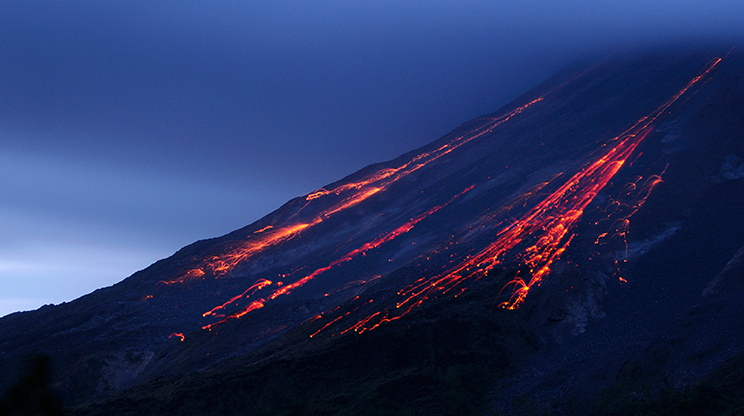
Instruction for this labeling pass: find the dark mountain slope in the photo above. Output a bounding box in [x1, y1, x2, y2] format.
[2, 46, 743, 415]
[69, 277, 542, 416]
[492, 48, 744, 415]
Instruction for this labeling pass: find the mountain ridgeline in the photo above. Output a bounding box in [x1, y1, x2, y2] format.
[2, 47, 744, 415]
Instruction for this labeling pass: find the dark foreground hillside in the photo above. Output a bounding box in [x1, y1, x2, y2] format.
[68, 277, 539, 416]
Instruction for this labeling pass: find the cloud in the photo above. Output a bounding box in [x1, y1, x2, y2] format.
[0, 144, 302, 313]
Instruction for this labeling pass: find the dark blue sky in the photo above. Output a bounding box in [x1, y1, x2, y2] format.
[1, 1, 742, 316]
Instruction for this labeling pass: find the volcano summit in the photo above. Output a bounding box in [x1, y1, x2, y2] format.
[2, 46, 744, 415]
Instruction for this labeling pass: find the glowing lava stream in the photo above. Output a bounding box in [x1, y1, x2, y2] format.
[168, 333, 185, 342]
[161, 98, 543, 285]
[311, 57, 722, 336]
[594, 173, 666, 255]
[201, 185, 477, 330]
[305, 97, 544, 201]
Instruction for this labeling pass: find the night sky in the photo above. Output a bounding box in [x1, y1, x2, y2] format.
[1, 1, 742, 317]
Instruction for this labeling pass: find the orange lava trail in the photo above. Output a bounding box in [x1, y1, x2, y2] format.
[305, 98, 543, 202]
[594, 171, 666, 282]
[163, 98, 543, 285]
[310, 316, 344, 338]
[202, 279, 273, 318]
[169, 333, 185, 342]
[202, 300, 265, 330]
[270, 184, 476, 301]
[201, 185, 476, 329]
[161, 221, 319, 284]
[310, 299, 375, 338]
[315, 57, 721, 336]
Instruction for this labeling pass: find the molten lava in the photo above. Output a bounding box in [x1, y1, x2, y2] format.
[169, 333, 185, 342]
[179, 57, 721, 339]
[200, 185, 477, 330]
[594, 172, 666, 282]
[161, 98, 543, 285]
[308, 57, 721, 336]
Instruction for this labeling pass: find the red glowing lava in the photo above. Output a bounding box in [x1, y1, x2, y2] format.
[309, 57, 721, 336]
[202, 279, 273, 318]
[160, 98, 543, 286]
[200, 185, 477, 330]
[169, 333, 185, 342]
[594, 171, 667, 282]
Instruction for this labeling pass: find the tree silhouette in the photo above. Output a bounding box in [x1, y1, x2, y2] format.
[0, 354, 65, 416]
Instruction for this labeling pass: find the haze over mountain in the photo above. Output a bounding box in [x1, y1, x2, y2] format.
[2, 46, 744, 415]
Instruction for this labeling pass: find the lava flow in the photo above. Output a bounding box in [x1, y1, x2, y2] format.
[168, 333, 185, 342]
[161, 221, 319, 284]
[594, 172, 666, 282]
[594, 172, 665, 248]
[200, 185, 477, 330]
[161, 98, 543, 285]
[304, 98, 543, 202]
[310, 57, 721, 336]
[338, 127, 651, 334]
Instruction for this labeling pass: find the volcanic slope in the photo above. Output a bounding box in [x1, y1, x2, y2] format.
[2, 47, 744, 415]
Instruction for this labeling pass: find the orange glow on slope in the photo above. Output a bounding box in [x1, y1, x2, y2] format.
[268, 185, 476, 301]
[202, 279, 273, 318]
[234, 301, 265, 318]
[161, 99, 542, 286]
[169, 333, 185, 342]
[200, 185, 476, 329]
[594, 172, 666, 282]
[595, 174, 664, 246]
[254, 225, 274, 234]
[161, 221, 320, 284]
[304, 98, 543, 203]
[163, 268, 204, 284]
[321, 187, 382, 218]
[202, 301, 265, 331]
[339, 128, 647, 334]
[310, 299, 375, 338]
[311, 57, 721, 336]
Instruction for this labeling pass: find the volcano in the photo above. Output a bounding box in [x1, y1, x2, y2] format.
[2, 46, 744, 415]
